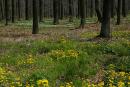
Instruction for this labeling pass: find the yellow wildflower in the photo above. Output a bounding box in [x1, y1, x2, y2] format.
[37, 79, 49, 87]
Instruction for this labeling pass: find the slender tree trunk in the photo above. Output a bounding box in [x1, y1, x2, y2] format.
[53, 0, 59, 25]
[18, 0, 21, 20]
[100, 0, 112, 38]
[60, 0, 63, 19]
[69, 0, 73, 22]
[5, 0, 9, 25]
[111, 0, 115, 18]
[32, 0, 39, 34]
[122, 0, 127, 17]
[12, 0, 15, 23]
[0, 0, 4, 20]
[39, 0, 43, 22]
[25, 0, 29, 20]
[77, 0, 80, 18]
[90, 0, 94, 17]
[79, 0, 86, 28]
[116, 0, 121, 25]
[95, 0, 102, 22]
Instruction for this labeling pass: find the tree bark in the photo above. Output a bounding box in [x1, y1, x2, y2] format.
[69, 0, 74, 22]
[5, 0, 9, 25]
[12, 0, 15, 23]
[53, 0, 59, 25]
[122, 0, 127, 17]
[79, 0, 86, 28]
[116, 0, 121, 25]
[111, 0, 115, 18]
[32, 0, 39, 34]
[100, 0, 112, 38]
[39, 0, 43, 22]
[25, 0, 29, 20]
[95, 0, 102, 23]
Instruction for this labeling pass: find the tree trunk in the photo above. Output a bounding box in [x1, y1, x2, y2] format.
[79, 0, 86, 29]
[95, 0, 102, 22]
[12, 0, 15, 23]
[116, 0, 121, 25]
[32, 0, 39, 34]
[39, 0, 43, 22]
[18, 0, 21, 20]
[111, 0, 115, 18]
[5, 0, 9, 25]
[122, 0, 127, 17]
[100, 0, 112, 38]
[25, 0, 29, 20]
[90, 0, 94, 17]
[69, 0, 74, 22]
[53, 0, 59, 25]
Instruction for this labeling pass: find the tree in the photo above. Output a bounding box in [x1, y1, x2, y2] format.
[79, 0, 86, 28]
[111, 0, 115, 18]
[95, 0, 102, 22]
[90, 0, 94, 17]
[32, 0, 39, 34]
[116, 0, 121, 25]
[25, 0, 29, 20]
[5, 0, 9, 25]
[12, 0, 15, 23]
[39, 0, 43, 22]
[69, 0, 74, 22]
[53, 0, 59, 25]
[0, 0, 4, 20]
[122, 0, 127, 17]
[100, 0, 112, 38]
[18, 0, 21, 20]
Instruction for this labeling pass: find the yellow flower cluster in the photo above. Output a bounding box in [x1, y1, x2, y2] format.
[59, 36, 67, 44]
[66, 50, 79, 58]
[26, 54, 35, 64]
[0, 67, 7, 83]
[17, 54, 35, 65]
[104, 69, 130, 87]
[49, 49, 79, 60]
[60, 82, 74, 87]
[37, 79, 49, 87]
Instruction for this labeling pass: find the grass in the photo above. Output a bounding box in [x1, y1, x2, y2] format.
[0, 18, 130, 86]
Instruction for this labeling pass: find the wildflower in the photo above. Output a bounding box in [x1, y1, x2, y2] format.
[66, 50, 79, 58]
[118, 81, 125, 87]
[37, 79, 49, 87]
[98, 81, 104, 87]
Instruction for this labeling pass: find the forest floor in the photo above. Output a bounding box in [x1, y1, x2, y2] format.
[0, 17, 130, 86]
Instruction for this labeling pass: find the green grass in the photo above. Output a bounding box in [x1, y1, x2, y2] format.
[0, 32, 130, 86]
[0, 17, 130, 86]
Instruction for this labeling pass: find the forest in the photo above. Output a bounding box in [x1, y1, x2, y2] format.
[0, 0, 130, 87]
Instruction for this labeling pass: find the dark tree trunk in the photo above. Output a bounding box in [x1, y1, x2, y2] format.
[116, 0, 121, 25]
[95, 0, 102, 22]
[122, 0, 127, 17]
[100, 0, 112, 38]
[69, 0, 74, 22]
[90, 0, 94, 17]
[12, 0, 15, 23]
[32, 0, 39, 34]
[39, 0, 43, 22]
[18, 0, 21, 20]
[77, 0, 80, 18]
[25, 0, 29, 20]
[5, 0, 9, 25]
[60, 0, 63, 19]
[53, 0, 59, 25]
[80, 0, 86, 28]
[111, 0, 115, 18]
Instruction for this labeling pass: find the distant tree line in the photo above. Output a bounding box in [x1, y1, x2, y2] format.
[0, 0, 130, 37]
